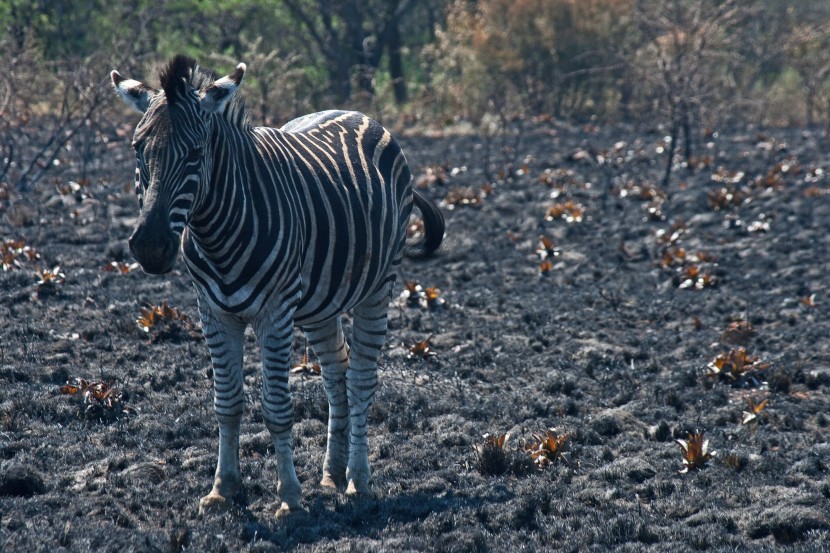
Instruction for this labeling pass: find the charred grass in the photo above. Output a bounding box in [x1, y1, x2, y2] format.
[1, 123, 829, 551]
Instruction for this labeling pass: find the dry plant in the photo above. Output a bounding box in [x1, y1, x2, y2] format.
[540, 168, 585, 191]
[100, 261, 140, 275]
[406, 217, 425, 243]
[1, 49, 122, 190]
[720, 320, 756, 347]
[654, 220, 717, 291]
[523, 429, 570, 468]
[441, 184, 493, 209]
[707, 187, 746, 210]
[400, 281, 445, 310]
[415, 164, 449, 189]
[655, 219, 688, 248]
[800, 294, 817, 309]
[616, 181, 669, 202]
[35, 266, 65, 292]
[741, 397, 768, 425]
[535, 235, 559, 261]
[677, 264, 716, 290]
[784, 16, 830, 127]
[407, 335, 437, 360]
[633, 0, 750, 187]
[545, 200, 585, 223]
[473, 433, 510, 476]
[290, 349, 322, 377]
[707, 347, 769, 383]
[676, 431, 716, 473]
[1, 238, 40, 271]
[136, 301, 199, 342]
[60, 377, 129, 420]
[424, 0, 633, 122]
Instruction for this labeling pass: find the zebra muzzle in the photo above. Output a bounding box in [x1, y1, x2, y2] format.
[128, 218, 179, 274]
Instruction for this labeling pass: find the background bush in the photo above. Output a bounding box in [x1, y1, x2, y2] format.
[2, 0, 830, 189]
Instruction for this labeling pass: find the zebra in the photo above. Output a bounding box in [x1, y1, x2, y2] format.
[110, 55, 444, 517]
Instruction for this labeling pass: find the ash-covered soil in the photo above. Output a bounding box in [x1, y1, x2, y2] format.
[1, 121, 829, 552]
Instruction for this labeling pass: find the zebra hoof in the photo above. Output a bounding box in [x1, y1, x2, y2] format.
[275, 501, 307, 519]
[199, 492, 231, 515]
[320, 472, 346, 489]
[345, 480, 375, 499]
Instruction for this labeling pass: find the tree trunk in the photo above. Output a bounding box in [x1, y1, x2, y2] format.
[662, 115, 679, 189]
[387, 20, 407, 104]
[682, 105, 693, 164]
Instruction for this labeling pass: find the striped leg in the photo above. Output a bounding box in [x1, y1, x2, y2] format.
[304, 317, 350, 488]
[254, 307, 304, 517]
[345, 284, 391, 497]
[198, 308, 246, 514]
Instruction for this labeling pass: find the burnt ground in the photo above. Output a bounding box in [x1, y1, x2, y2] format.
[1, 120, 829, 552]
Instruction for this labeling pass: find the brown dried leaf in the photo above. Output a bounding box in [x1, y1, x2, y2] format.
[677, 431, 716, 472]
[407, 335, 436, 360]
[545, 200, 584, 223]
[720, 320, 756, 346]
[707, 347, 769, 381]
[523, 429, 570, 467]
[291, 352, 321, 377]
[741, 397, 768, 425]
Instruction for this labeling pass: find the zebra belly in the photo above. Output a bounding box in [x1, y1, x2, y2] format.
[293, 234, 402, 326]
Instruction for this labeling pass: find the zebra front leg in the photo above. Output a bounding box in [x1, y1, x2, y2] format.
[254, 308, 304, 518]
[304, 317, 350, 488]
[198, 310, 246, 514]
[346, 286, 391, 497]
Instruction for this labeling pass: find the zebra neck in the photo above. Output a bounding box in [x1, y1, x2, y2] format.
[183, 125, 297, 287]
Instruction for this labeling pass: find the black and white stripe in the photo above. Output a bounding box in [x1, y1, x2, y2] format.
[112, 55, 444, 516]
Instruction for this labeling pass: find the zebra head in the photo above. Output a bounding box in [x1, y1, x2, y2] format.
[110, 56, 246, 274]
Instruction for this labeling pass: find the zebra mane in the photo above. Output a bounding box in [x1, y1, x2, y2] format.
[159, 55, 250, 128]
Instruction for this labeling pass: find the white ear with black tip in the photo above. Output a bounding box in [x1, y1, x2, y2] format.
[111, 70, 156, 113]
[200, 63, 246, 114]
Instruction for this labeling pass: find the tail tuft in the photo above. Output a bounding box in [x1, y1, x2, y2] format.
[405, 191, 445, 258]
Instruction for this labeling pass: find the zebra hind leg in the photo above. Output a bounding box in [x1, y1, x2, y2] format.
[303, 317, 351, 489]
[345, 284, 392, 497]
[254, 307, 306, 517]
[198, 311, 246, 514]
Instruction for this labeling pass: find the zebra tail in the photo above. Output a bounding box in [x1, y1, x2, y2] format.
[405, 190, 445, 258]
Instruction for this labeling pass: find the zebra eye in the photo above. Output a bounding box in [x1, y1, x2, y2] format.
[186, 148, 204, 162]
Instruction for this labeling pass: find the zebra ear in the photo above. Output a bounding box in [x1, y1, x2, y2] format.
[200, 63, 246, 114]
[111, 70, 156, 113]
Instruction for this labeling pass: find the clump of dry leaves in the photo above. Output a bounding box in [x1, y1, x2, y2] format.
[100, 261, 140, 274]
[60, 377, 130, 420]
[473, 433, 510, 476]
[653, 220, 718, 291]
[707, 347, 769, 384]
[523, 429, 570, 467]
[741, 397, 768, 425]
[677, 431, 716, 473]
[707, 186, 746, 210]
[720, 320, 756, 347]
[35, 266, 65, 289]
[400, 281, 445, 310]
[407, 335, 437, 360]
[137, 301, 200, 342]
[441, 184, 493, 209]
[1, 238, 40, 271]
[545, 200, 584, 223]
[536, 234, 559, 276]
[290, 350, 321, 377]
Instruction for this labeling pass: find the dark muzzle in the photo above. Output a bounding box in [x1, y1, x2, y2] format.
[128, 212, 179, 274]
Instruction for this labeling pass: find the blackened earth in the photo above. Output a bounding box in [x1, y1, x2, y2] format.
[1, 121, 829, 552]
